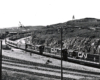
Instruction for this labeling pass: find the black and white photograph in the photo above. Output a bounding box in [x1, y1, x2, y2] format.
[0, 0, 100, 80]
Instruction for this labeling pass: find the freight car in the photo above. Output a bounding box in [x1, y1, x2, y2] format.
[67, 50, 100, 67]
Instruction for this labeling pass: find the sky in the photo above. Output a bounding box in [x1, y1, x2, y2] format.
[0, 0, 100, 28]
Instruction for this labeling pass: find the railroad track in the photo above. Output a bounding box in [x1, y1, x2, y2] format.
[2, 58, 78, 80]
[2, 55, 100, 79]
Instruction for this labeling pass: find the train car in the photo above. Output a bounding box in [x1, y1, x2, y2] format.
[67, 49, 100, 68]
[26, 43, 44, 55]
[43, 47, 62, 58]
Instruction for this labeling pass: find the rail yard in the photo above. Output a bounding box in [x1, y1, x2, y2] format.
[1, 37, 100, 80]
[1, 18, 100, 80]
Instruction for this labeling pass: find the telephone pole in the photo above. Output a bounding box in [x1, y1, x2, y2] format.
[99, 49, 100, 65]
[61, 27, 63, 80]
[0, 40, 2, 76]
[0, 40, 2, 55]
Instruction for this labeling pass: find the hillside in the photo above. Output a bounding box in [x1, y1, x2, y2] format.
[31, 18, 100, 54]
[32, 17, 100, 41]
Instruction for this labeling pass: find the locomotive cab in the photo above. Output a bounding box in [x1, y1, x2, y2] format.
[39, 46, 44, 55]
[62, 49, 68, 60]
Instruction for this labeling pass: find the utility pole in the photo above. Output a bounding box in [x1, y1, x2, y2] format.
[0, 40, 2, 76]
[58, 27, 63, 80]
[99, 48, 100, 65]
[0, 40, 2, 55]
[61, 27, 63, 80]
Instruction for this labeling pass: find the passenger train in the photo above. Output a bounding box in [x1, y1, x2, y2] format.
[5, 38, 100, 68]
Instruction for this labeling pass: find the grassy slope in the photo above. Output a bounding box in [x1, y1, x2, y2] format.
[32, 17, 100, 41]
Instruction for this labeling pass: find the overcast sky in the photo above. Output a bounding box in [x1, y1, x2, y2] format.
[0, 0, 100, 28]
